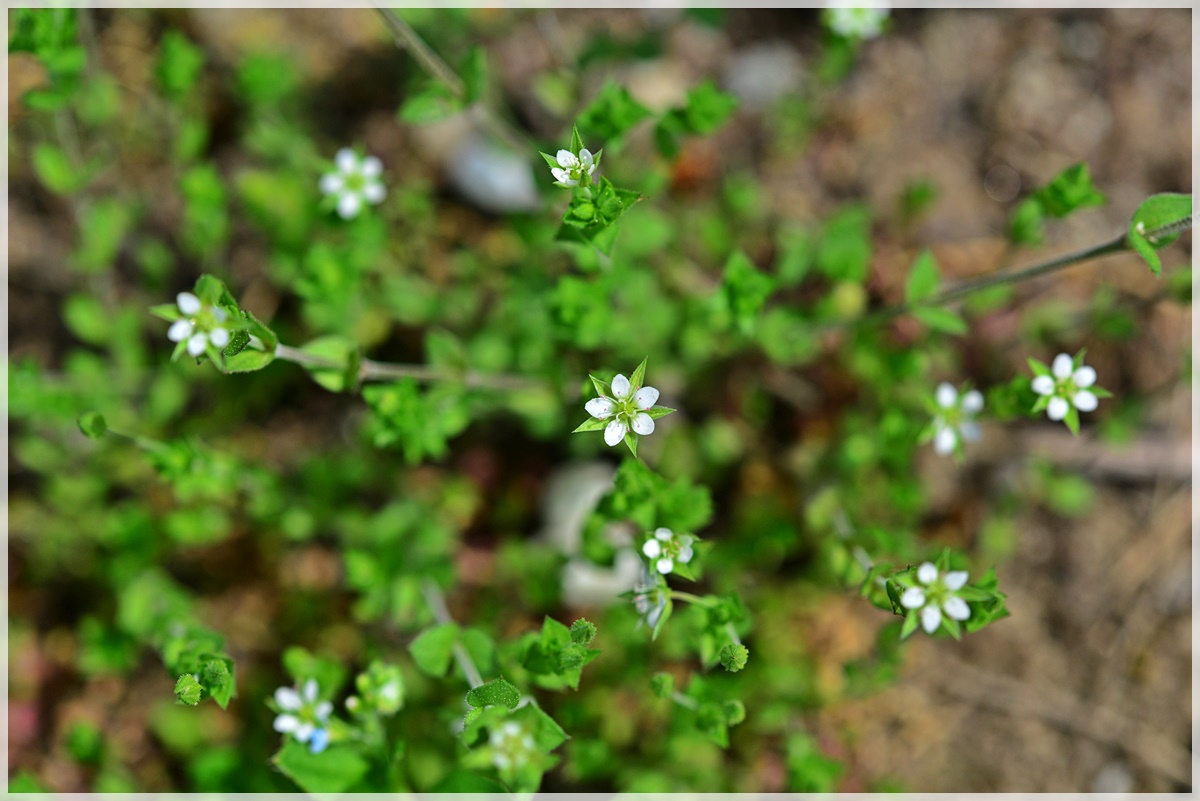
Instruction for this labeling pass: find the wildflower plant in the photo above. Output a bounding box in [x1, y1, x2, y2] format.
[319, 147, 386, 220]
[1028, 350, 1111, 434]
[573, 357, 676, 456]
[923, 381, 984, 457]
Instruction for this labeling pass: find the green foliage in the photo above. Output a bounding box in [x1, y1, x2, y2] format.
[273, 740, 370, 793]
[556, 177, 641, 255]
[156, 30, 206, 101]
[575, 80, 652, 144]
[654, 80, 738, 158]
[77, 410, 107, 439]
[1009, 163, 1107, 244]
[1127, 192, 1192, 276]
[363, 379, 471, 464]
[718, 250, 776, 336]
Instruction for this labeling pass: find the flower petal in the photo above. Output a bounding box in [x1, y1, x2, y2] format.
[209, 327, 230, 348]
[187, 333, 208, 357]
[363, 181, 386, 204]
[294, 722, 315, 743]
[604, 419, 627, 447]
[585, 397, 615, 419]
[579, 148, 593, 168]
[176, 292, 202, 315]
[1047, 396, 1069, 421]
[337, 192, 363, 220]
[943, 570, 968, 591]
[1052, 353, 1073, 379]
[634, 386, 659, 409]
[319, 173, 344, 195]
[934, 426, 957, 455]
[335, 148, 357, 173]
[168, 319, 193, 342]
[555, 149, 578, 168]
[677, 545, 693, 563]
[631, 413, 655, 436]
[303, 678, 318, 703]
[655, 557, 674, 574]
[551, 167, 575, 185]
[959, 421, 981, 442]
[211, 306, 227, 323]
[942, 596, 971, 621]
[961, 390, 984, 414]
[275, 686, 302, 710]
[917, 562, 938, 585]
[315, 701, 333, 721]
[655, 527, 673, 541]
[921, 604, 942, 634]
[900, 587, 926, 609]
[610, 374, 631, 399]
[308, 728, 330, 754]
[642, 539, 662, 559]
[273, 713, 300, 733]
[935, 382, 957, 409]
[1072, 390, 1098, 412]
[1031, 375, 1056, 396]
[1073, 366, 1096, 388]
[360, 155, 382, 178]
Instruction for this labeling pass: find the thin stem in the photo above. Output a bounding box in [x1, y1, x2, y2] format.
[723, 621, 742, 647]
[421, 579, 485, 690]
[670, 690, 698, 710]
[373, 5, 531, 154]
[668, 590, 717, 608]
[273, 343, 535, 392]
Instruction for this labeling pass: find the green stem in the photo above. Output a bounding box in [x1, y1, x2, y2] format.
[420, 579, 485, 689]
[668, 590, 718, 608]
[670, 690, 698, 711]
[723, 622, 742, 647]
[273, 343, 535, 392]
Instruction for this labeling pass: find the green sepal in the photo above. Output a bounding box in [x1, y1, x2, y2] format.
[643, 405, 676, 420]
[569, 125, 584, 156]
[623, 432, 638, 458]
[572, 417, 609, 433]
[588, 374, 611, 398]
[942, 616, 962, 641]
[149, 303, 181, 322]
[629, 356, 648, 391]
[899, 610, 919, 640]
[1063, 406, 1080, 436]
[1027, 357, 1050, 377]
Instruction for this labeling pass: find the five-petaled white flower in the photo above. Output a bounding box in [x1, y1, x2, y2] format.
[320, 148, 386, 220]
[585, 373, 661, 447]
[1031, 352, 1101, 423]
[900, 562, 971, 634]
[931, 382, 984, 456]
[549, 147, 597, 188]
[489, 720, 536, 772]
[167, 292, 230, 357]
[273, 678, 333, 754]
[824, 5, 890, 39]
[641, 527, 695, 575]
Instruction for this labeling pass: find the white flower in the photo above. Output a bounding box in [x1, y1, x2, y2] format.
[930, 382, 984, 456]
[641, 527, 695, 575]
[272, 678, 334, 753]
[824, 5, 890, 39]
[167, 292, 230, 357]
[548, 146, 598, 188]
[1031, 352, 1103, 424]
[320, 148, 386, 220]
[899, 561, 971, 634]
[585, 373, 662, 447]
[632, 570, 669, 630]
[489, 720, 536, 772]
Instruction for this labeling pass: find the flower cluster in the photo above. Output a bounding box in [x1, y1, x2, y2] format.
[167, 291, 230, 357]
[823, 5, 890, 40]
[1030, 352, 1107, 430]
[320, 148, 386, 220]
[641, 527, 694, 576]
[272, 679, 333, 754]
[490, 720, 536, 772]
[547, 147, 598, 188]
[899, 562, 971, 635]
[929, 382, 983, 456]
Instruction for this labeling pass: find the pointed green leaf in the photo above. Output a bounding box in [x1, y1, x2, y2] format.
[629, 357, 648, 391]
[465, 677, 521, 710]
[77, 411, 108, 440]
[912, 306, 967, 335]
[623, 432, 638, 459]
[905, 249, 940, 304]
[409, 623, 459, 678]
[572, 417, 609, 433]
[643, 405, 676, 420]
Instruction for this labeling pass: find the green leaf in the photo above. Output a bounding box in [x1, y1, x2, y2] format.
[912, 306, 967, 335]
[629, 356, 648, 391]
[904, 249, 940, 304]
[1128, 193, 1192, 276]
[680, 80, 737, 135]
[460, 46, 487, 104]
[32, 143, 79, 194]
[720, 250, 776, 336]
[272, 740, 369, 794]
[588, 374, 611, 398]
[465, 677, 521, 710]
[1035, 162, 1106, 218]
[623, 432, 638, 458]
[1027, 357, 1050, 377]
[1128, 233, 1162, 277]
[156, 30, 205, 101]
[219, 345, 275, 374]
[815, 205, 872, 283]
[174, 673, 203, 706]
[899, 611, 919, 640]
[72, 199, 136, 272]
[298, 336, 362, 392]
[569, 125, 584, 156]
[575, 80, 652, 143]
[572, 417, 608, 433]
[409, 623, 459, 678]
[1008, 196, 1045, 245]
[643, 405, 676, 420]
[400, 82, 464, 124]
[77, 411, 107, 440]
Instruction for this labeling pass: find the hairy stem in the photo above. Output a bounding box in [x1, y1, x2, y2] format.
[273, 343, 535, 392]
[420, 579, 485, 690]
[723, 621, 742, 647]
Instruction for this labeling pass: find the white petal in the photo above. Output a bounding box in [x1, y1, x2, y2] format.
[211, 306, 227, 322]
[900, 587, 926, 609]
[1072, 390, 1098, 412]
[1031, 375, 1056, 396]
[961, 390, 984, 414]
[917, 562, 938, 585]
[550, 167, 571, 183]
[677, 545, 693, 563]
[655, 527, 673, 541]
[1073, 366, 1096, 388]
[934, 426, 957, 455]
[1047, 396, 1069, 421]
[959, 421, 981, 442]
[187, 333, 207, 357]
[273, 713, 300, 733]
[315, 701, 333, 721]
[303, 678, 319, 703]
[943, 596, 971, 621]
[168, 319, 193, 342]
[275, 687, 302, 711]
[319, 173, 344, 195]
[634, 386, 659, 409]
[631, 413, 655, 436]
[585, 397, 615, 419]
[943, 570, 968, 591]
[1052, 353, 1073, 379]
[209, 327, 230, 348]
[604, 419, 627, 447]
[610, 374, 631, 399]
[294, 722, 315, 743]
[655, 557, 674, 574]
[176, 292, 202, 315]
[363, 181, 386, 204]
[642, 539, 662, 559]
[935, 382, 957, 408]
[335, 148, 357, 173]
[360, 155, 382, 178]
[555, 149, 578, 168]
[921, 604, 942, 634]
[337, 192, 362, 220]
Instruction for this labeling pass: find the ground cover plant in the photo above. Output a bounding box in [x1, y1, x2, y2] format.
[8, 6, 1192, 792]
